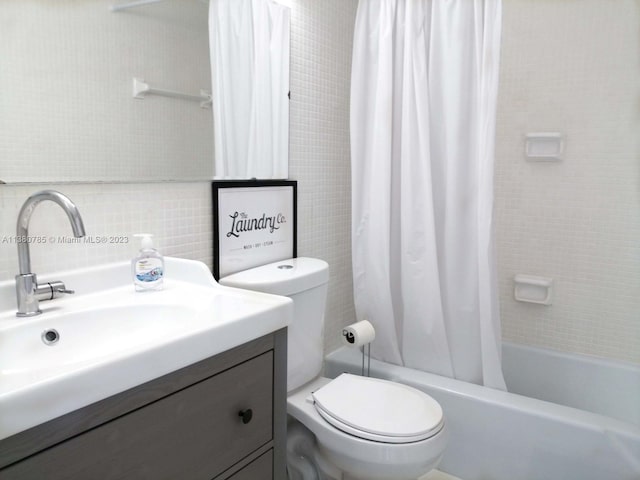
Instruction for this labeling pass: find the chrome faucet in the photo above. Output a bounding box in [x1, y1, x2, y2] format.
[15, 190, 86, 317]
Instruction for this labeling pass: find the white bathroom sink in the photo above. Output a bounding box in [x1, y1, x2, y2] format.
[0, 257, 292, 441]
[0, 304, 193, 390]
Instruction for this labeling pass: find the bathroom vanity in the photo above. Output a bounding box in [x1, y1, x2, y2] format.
[0, 257, 292, 479]
[0, 329, 287, 479]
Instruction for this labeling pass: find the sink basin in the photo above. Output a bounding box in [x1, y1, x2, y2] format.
[0, 304, 194, 390]
[0, 257, 292, 440]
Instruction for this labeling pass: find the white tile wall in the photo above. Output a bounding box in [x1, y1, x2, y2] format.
[0, 0, 358, 356]
[0, 183, 212, 283]
[495, 0, 640, 363]
[288, 0, 358, 354]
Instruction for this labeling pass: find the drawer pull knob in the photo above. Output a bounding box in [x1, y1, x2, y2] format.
[238, 409, 253, 424]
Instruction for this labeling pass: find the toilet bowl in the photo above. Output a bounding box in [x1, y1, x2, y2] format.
[288, 376, 448, 480]
[220, 257, 448, 480]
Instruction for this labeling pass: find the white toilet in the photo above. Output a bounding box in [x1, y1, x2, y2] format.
[220, 257, 448, 480]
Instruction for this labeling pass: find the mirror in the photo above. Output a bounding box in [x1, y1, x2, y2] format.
[210, 0, 290, 179]
[0, 0, 290, 183]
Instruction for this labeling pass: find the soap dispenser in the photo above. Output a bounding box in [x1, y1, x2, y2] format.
[132, 234, 164, 291]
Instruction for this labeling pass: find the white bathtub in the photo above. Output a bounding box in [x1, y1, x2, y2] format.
[325, 342, 640, 480]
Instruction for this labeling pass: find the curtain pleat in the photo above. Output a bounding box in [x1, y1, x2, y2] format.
[351, 0, 506, 389]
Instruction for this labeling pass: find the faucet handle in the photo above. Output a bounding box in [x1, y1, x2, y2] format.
[49, 281, 74, 297]
[35, 281, 75, 301]
[55, 288, 75, 295]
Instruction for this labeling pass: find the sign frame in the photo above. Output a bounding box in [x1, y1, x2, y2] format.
[212, 180, 297, 280]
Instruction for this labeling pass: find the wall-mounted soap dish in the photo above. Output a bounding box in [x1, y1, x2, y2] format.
[514, 274, 553, 305]
[524, 133, 564, 161]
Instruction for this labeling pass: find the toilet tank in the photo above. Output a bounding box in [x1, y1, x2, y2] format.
[219, 257, 329, 392]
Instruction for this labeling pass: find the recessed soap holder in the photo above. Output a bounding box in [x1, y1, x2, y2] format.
[525, 133, 564, 161]
[514, 274, 553, 305]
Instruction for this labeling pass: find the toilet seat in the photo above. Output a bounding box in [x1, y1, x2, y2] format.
[311, 374, 444, 444]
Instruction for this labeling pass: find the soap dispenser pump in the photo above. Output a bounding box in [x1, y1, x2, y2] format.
[132, 233, 164, 291]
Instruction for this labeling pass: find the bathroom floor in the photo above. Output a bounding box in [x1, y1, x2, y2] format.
[422, 470, 462, 480]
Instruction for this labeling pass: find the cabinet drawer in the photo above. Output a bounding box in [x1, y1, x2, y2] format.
[227, 450, 272, 480]
[1, 352, 273, 480]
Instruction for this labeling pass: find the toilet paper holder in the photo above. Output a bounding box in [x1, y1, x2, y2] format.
[341, 331, 371, 377]
[342, 320, 375, 377]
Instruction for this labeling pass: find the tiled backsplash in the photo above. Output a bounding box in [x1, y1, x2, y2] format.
[0, 183, 212, 283]
[494, 0, 640, 363]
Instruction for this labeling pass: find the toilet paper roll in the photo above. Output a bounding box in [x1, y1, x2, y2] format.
[341, 320, 375, 347]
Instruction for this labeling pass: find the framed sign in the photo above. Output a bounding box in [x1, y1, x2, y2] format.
[212, 180, 297, 280]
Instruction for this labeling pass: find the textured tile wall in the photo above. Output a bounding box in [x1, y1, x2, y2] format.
[0, 1, 358, 356]
[495, 0, 640, 363]
[0, 183, 213, 284]
[288, 0, 358, 354]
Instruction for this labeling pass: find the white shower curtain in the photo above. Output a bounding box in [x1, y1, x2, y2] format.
[351, 0, 506, 389]
[210, 0, 289, 179]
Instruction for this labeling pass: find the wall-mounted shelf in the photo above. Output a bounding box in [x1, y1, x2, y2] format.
[110, 0, 164, 12]
[110, 0, 208, 12]
[133, 78, 212, 108]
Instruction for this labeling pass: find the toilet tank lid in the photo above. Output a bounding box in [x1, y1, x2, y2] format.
[219, 257, 329, 295]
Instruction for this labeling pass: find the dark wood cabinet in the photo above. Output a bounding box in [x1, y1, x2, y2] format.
[0, 329, 287, 480]
[226, 451, 273, 480]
